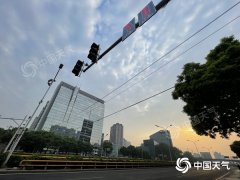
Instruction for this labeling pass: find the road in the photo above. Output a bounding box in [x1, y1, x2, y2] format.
[0, 167, 233, 180]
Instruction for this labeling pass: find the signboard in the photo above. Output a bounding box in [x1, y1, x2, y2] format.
[122, 18, 136, 41]
[138, 1, 156, 27]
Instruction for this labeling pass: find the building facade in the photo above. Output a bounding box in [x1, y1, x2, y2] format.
[123, 138, 131, 148]
[142, 139, 158, 159]
[213, 152, 224, 159]
[31, 81, 104, 145]
[150, 130, 173, 147]
[200, 152, 212, 159]
[110, 123, 123, 149]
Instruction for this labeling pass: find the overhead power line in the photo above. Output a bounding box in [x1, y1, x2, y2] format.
[78, 1, 240, 114]
[94, 86, 174, 122]
[63, 15, 240, 130]
[100, 1, 240, 100]
[91, 15, 240, 123]
[104, 15, 240, 103]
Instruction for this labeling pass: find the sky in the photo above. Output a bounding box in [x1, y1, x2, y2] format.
[0, 0, 239, 156]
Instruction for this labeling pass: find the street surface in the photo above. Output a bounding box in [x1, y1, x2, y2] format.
[0, 167, 234, 180]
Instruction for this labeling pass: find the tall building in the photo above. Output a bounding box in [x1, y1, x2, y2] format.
[213, 152, 224, 159]
[200, 152, 212, 159]
[30, 101, 49, 130]
[32, 81, 104, 145]
[110, 123, 123, 149]
[142, 139, 158, 159]
[150, 130, 173, 147]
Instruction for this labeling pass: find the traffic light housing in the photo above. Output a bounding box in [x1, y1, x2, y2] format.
[87, 43, 99, 63]
[72, 60, 84, 76]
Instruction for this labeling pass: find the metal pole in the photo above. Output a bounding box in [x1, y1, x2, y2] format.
[155, 124, 173, 161]
[3, 116, 26, 153]
[2, 65, 63, 167]
[83, 0, 171, 72]
[2, 116, 28, 167]
[165, 130, 173, 161]
[27, 64, 63, 129]
[187, 140, 200, 157]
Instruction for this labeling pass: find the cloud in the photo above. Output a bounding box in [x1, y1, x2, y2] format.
[0, 0, 238, 155]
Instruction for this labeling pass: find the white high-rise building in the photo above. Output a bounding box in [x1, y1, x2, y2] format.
[110, 123, 123, 149]
[31, 81, 105, 145]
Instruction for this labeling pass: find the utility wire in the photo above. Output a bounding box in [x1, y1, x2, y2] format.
[78, 1, 240, 114]
[99, 1, 240, 99]
[104, 15, 240, 103]
[63, 15, 240, 129]
[94, 86, 174, 122]
[91, 15, 240, 123]
[63, 15, 240, 130]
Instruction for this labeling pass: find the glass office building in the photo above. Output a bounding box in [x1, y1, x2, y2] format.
[150, 130, 173, 147]
[32, 81, 104, 145]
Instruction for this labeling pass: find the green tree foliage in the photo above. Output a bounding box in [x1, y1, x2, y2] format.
[0, 128, 16, 144]
[172, 146, 183, 160]
[0, 128, 93, 154]
[183, 151, 196, 163]
[172, 36, 240, 138]
[155, 143, 182, 160]
[230, 141, 240, 157]
[102, 141, 113, 155]
[119, 145, 150, 159]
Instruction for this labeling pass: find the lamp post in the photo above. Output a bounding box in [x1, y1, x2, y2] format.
[102, 133, 109, 157]
[155, 124, 173, 161]
[187, 140, 200, 157]
[27, 64, 64, 130]
[1, 64, 63, 167]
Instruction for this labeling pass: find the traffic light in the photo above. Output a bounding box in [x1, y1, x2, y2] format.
[72, 60, 84, 76]
[87, 43, 99, 63]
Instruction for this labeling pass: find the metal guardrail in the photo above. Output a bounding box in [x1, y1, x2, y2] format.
[20, 160, 174, 170]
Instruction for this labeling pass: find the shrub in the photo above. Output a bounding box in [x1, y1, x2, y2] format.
[29, 154, 52, 160]
[0, 153, 7, 166]
[67, 155, 83, 161]
[6, 155, 23, 167]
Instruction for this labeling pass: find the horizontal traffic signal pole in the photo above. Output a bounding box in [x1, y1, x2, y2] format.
[83, 0, 171, 72]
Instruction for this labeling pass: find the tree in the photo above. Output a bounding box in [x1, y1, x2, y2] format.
[230, 141, 240, 157]
[119, 147, 128, 156]
[102, 141, 113, 156]
[172, 146, 183, 160]
[155, 143, 170, 160]
[172, 36, 240, 138]
[183, 151, 196, 163]
[119, 146, 150, 159]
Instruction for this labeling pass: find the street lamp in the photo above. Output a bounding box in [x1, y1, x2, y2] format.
[2, 64, 64, 167]
[187, 140, 200, 157]
[101, 133, 109, 157]
[155, 124, 173, 161]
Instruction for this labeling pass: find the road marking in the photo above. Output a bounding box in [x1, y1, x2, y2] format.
[75, 177, 103, 180]
[215, 172, 230, 180]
